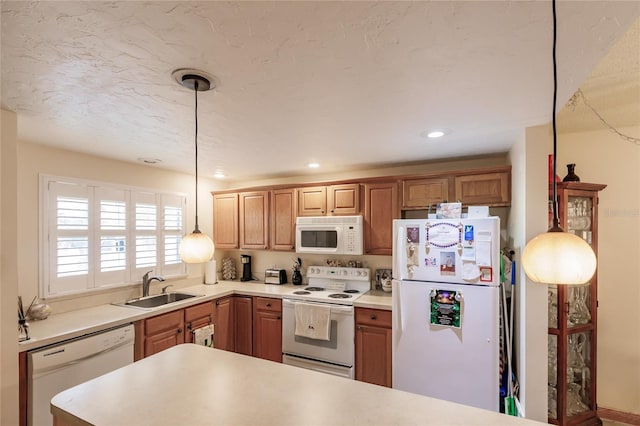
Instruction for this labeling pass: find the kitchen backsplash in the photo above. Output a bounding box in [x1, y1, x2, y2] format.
[213, 251, 392, 288]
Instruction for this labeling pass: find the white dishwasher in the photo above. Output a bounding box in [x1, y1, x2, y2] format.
[28, 324, 134, 426]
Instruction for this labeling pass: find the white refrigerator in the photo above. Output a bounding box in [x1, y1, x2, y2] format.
[392, 217, 500, 411]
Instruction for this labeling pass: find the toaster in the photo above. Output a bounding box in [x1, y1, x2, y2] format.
[264, 269, 287, 285]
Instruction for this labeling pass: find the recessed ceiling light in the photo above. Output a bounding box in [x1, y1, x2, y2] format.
[138, 158, 162, 164]
[307, 163, 320, 168]
[214, 171, 225, 179]
[420, 129, 451, 139]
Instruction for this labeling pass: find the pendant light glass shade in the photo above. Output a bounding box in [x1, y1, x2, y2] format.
[179, 229, 214, 264]
[522, 230, 596, 285]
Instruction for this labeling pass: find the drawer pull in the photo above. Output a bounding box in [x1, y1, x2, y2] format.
[371, 315, 377, 320]
[266, 303, 271, 307]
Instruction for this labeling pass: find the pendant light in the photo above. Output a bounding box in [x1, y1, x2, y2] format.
[521, 0, 596, 285]
[177, 72, 215, 263]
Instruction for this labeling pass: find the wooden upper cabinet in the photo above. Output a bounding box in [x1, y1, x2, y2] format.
[297, 186, 327, 216]
[213, 193, 239, 249]
[239, 191, 269, 249]
[402, 177, 450, 209]
[454, 171, 510, 206]
[364, 182, 399, 256]
[270, 188, 296, 251]
[328, 184, 360, 215]
[297, 184, 360, 216]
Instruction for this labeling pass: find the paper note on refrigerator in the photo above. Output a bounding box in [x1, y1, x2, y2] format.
[476, 232, 492, 267]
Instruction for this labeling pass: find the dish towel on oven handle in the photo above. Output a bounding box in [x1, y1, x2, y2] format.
[294, 302, 331, 341]
[193, 324, 215, 348]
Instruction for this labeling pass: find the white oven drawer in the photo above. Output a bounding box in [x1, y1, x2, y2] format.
[283, 354, 353, 379]
[282, 299, 354, 367]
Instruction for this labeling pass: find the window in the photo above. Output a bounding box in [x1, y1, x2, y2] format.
[41, 176, 187, 298]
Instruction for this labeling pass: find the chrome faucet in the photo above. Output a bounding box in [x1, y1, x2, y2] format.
[142, 271, 164, 297]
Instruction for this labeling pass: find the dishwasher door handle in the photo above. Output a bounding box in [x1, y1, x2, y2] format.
[32, 339, 133, 377]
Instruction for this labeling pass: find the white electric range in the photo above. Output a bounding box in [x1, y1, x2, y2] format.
[283, 266, 371, 304]
[281, 266, 371, 379]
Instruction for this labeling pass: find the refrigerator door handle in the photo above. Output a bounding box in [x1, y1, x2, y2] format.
[392, 279, 404, 339]
[394, 226, 404, 280]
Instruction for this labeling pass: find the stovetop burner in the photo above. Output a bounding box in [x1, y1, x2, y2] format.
[293, 291, 311, 295]
[343, 289, 360, 294]
[305, 287, 325, 292]
[328, 293, 352, 299]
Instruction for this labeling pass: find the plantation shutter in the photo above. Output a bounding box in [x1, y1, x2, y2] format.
[47, 181, 92, 296]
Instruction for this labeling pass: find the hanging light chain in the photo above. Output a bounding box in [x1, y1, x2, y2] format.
[570, 89, 640, 146]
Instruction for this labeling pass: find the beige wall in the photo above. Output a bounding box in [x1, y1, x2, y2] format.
[507, 125, 549, 422]
[1, 109, 20, 425]
[226, 154, 507, 190]
[557, 126, 640, 415]
[16, 142, 225, 313]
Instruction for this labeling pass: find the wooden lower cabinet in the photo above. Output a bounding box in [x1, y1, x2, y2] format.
[214, 296, 236, 352]
[235, 296, 253, 356]
[253, 297, 283, 362]
[144, 310, 185, 357]
[355, 307, 392, 388]
[214, 296, 253, 355]
[184, 301, 214, 344]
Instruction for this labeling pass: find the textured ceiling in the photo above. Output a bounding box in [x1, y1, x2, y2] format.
[557, 17, 640, 134]
[1, 1, 639, 182]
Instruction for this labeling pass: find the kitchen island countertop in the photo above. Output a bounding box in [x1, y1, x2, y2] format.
[51, 344, 541, 426]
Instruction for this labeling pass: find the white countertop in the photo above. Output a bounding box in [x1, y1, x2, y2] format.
[19, 281, 392, 352]
[51, 344, 542, 426]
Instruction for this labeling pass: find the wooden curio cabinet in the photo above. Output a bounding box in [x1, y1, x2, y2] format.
[547, 182, 606, 426]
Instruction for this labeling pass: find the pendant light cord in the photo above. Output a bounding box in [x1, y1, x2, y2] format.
[551, 0, 561, 231]
[193, 79, 201, 233]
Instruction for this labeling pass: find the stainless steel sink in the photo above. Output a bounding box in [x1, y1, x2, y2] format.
[114, 292, 201, 309]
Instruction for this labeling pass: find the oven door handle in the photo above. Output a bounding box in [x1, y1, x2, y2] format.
[282, 299, 354, 313]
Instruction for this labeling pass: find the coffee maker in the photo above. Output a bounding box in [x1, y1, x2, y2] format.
[240, 254, 253, 282]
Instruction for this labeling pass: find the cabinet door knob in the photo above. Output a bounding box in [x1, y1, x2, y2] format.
[177, 328, 183, 334]
[277, 316, 281, 320]
[266, 303, 271, 307]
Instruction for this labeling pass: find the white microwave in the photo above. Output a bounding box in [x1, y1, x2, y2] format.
[295, 216, 363, 255]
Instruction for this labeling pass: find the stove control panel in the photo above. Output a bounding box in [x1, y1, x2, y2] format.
[306, 266, 369, 281]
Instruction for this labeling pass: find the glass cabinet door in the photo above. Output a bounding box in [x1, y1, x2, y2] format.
[566, 331, 593, 416]
[566, 196, 593, 243]
[547, 183, 605, 425]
